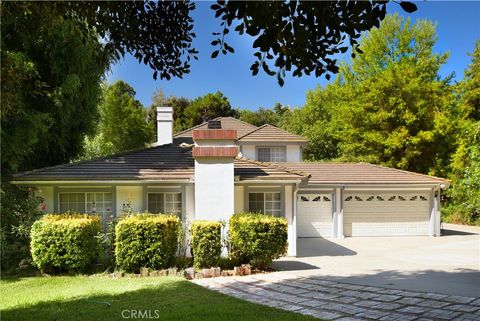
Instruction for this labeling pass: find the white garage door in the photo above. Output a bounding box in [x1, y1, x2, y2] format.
[297, 194, 333, 237]
[343, 192, 430, 236]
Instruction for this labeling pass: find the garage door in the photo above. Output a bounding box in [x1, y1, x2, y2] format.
[344, 192, 430, 236]
[297, 194, 333, 237]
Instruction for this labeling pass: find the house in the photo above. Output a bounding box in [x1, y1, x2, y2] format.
[12, 107, 449, 256]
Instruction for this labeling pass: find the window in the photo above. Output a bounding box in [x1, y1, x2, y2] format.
[257, 147, 286, 162]
[59, 192, 112, 217]
[147, 192, 182, 216]
[248, 192, 281, 217]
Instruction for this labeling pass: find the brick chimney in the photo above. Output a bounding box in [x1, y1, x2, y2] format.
[192, 121, 238, 221]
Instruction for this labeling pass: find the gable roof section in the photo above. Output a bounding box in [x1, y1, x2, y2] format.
[13, 140, 306, 182]
[236, 124, 308, 143]
[283, 162, 448, 185]
[174, 117, 258, 138]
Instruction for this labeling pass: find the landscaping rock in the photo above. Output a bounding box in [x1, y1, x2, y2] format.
[203, 268, 213, 278]
[212, 267, 221, 277]
[233, 266, 243, 276]
[168, 267, 177, 276]
[140, 267, 149, 277]
[184, 268, 195, 280]
[195, 271, 204, 279]
[112, 271, 124, 278]
[149, 270, 158, 277]
[221, 271, 229, 277]
[159, 269, 167, 276]
[241, 264, 251, 276]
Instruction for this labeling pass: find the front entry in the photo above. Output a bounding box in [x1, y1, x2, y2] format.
[297, 193, 333, 237]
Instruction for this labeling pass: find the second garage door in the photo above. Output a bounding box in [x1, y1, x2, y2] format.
[343, 192, 430, 237]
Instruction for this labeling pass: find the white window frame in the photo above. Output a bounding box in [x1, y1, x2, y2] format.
[147, 192, 182, 216]
[256, 146, 286, 162]
[58, 192, 113, 217]
[248, 192, 282, 217]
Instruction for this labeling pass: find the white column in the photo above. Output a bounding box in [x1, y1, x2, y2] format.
[285, 185, 296, 256]
[434, 187, 441, 236]
[336, 188, 344, 238]
[429, 188, 435, 236]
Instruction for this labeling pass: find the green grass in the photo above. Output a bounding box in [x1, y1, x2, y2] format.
[0, 275, 319, 321]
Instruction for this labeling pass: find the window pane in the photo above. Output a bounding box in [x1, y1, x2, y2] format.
[270, 147, 286, 162]
[148, 193, 164, 214]
[257, 148, 271, 162]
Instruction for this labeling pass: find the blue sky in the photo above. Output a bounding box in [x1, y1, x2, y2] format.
[107, 1, 480, 111]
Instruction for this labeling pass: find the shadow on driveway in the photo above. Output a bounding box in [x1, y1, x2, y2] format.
[296, 237, 357, 258]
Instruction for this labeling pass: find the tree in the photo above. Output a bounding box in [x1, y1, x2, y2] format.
[239, 103, 290, 127]
[283, 15, 457, 175]
[147, 90, 191, 136]
[445, 41, 480, 224]
[1, 4, 109, 176]
[97, 81, 153, 154]
[210, 1, 417, 85]
[183, 92, 238, 129]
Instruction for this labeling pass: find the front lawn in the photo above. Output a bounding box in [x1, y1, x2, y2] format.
[0, 275, 318, 321]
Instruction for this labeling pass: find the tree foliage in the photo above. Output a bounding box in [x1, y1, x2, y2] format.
[283, 15, 458, 176]
[210, 0, 416, 85]
[182, 92, 238, 129]
[86, 81, 153, 157]
[239, 103, 290, 127]
[1, 3, 109, 175]
[444, 41, 480, 224]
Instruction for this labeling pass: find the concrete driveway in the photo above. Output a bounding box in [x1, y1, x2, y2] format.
[273, 224, 480, 297]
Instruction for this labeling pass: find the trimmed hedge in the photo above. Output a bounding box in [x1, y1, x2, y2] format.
[190, 220, 222, 269]
[229, 213, 288, 269]
[30, 213, 102, 273]
[115, 214, 180, 272]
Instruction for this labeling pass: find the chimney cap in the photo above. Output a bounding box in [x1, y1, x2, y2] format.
[207, 120, 221, 129]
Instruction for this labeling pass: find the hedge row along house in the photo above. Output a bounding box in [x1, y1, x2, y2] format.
[13, 107, 449, 256]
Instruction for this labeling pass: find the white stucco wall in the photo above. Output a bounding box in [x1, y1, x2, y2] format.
[35, 186, 54, 213]
[286, 145, 302, 162]
[234, 185, 245, 213]
[284, 184, 296, 256]
[240, 145, 256, 159]
[116, 186, 143, 215]
[195, 158, 234, 222]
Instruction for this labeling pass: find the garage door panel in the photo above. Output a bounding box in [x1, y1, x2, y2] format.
[344, 192, 430, 237]
[297, 194, 333, 238]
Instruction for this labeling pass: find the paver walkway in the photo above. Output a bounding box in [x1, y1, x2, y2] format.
[194, 272, 480, 320]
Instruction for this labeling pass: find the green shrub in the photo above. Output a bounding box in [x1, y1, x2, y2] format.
[115, 214, 180, 272]
[30, 213, 102, 273]
[229, 213, 288, 269]
[190, 220, 222, 269]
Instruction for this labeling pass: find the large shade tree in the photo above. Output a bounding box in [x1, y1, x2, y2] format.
[283, 14, 458, 176]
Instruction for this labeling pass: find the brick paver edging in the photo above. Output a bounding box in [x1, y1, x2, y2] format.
[193, 272, 480, 321]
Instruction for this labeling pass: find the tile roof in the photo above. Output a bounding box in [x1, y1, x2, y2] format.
[174, 117, 258, 138]
[283, 162, 448, 185]
[236, 124, 308, 143]
[13, 139, 305, 182]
